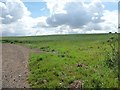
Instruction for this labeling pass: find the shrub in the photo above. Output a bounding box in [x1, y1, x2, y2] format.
[37, 57, 43, 61]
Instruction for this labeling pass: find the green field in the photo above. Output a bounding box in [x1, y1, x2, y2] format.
[1, 34, 119, 88]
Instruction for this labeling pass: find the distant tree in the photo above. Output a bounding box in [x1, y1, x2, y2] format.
[115, 32, 117, 34]
[109, 32, 112, 34]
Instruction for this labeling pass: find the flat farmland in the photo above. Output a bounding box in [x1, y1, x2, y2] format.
[1, 33, 119, 88]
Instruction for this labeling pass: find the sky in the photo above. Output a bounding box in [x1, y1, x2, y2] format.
[0, 0, 118, 36]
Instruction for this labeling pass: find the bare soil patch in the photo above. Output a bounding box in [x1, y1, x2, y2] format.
[1, 44, 40, 88]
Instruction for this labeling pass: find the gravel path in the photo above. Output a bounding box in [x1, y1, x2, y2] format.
[1, 44, 40, 88]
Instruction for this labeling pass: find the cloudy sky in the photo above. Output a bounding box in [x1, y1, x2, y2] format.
[0, 0, 118, 36]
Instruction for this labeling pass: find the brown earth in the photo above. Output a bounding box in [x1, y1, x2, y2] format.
[1, 44, 40, 88]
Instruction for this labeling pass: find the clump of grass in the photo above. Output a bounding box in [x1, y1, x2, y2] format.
[105, 36, 118, 69]
[37, 57, 43, 61]
[91, 78, 102, 88]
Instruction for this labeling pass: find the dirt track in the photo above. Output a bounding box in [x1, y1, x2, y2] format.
[1, 44, 40, 88]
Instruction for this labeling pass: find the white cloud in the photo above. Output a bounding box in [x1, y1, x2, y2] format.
[45, 0, 118, 33]
[1, 15, 49, 36]
[83, 10, 118, 33]
[0, 0, 39, 36]
[0, 0, 118, 36]
[43, 0, 68, 14]
[46, 1, 105, 29]
[1, 17, 36, 36]
[101, 10, 118, 32]
[0, 0, 30, 24]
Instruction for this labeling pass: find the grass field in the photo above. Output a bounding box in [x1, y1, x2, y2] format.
[1, 33, 119, 88]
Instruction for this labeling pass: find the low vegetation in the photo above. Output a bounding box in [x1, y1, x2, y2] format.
[1, 33, 119, 88]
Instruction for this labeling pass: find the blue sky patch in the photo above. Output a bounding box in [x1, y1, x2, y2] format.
[24, 2, 50, 18]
